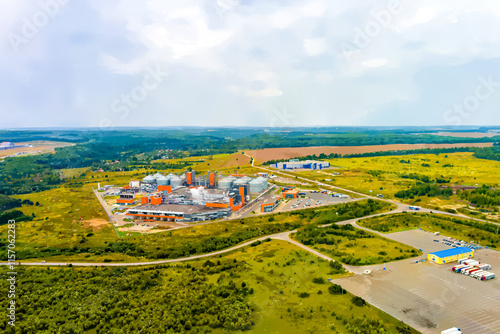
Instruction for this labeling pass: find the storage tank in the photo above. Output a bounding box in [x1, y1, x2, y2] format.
[249, 178, 266, 193]
[218, 177, 234, 189]
[233, 177, 251, 186]
[153, 173, 164, 180]
[157, 176, 170, 186]
[142, 175, 156, 184]
[256, 176, 268, 188]
[169, 175, 182, 189]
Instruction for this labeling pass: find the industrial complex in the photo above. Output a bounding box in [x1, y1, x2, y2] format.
[115, 170, 271, 222]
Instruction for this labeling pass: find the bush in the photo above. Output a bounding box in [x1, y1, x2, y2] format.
[312, 277, 325, 284]
[298, 292, 310, 298]
[351, 296, 366, 307]
[328, 284, 346, 295]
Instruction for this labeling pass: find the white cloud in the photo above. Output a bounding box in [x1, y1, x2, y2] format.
[362, 58, 388, 68]
[303, 38, 327, 56]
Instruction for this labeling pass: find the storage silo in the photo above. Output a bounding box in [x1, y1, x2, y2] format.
[142, 175, 156, 184]
[256, 176, 268, 189]
[169, 175, 182, 189]
[153, 173, 164, 180]
[233, 177, 251, 186]
[157, 176, 170, 186]
[249, 178, 266, 193]
[217, 177, 234, 189]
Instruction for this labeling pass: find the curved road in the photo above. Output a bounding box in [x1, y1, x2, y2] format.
[2, 158, 499, 268]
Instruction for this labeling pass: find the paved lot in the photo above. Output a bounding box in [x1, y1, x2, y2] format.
[280, 192, 352, 211]
[335, 229, 500, 334]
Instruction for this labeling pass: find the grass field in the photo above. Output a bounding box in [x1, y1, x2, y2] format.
[291, 152, 500, 212]
[358, 213, 500, 249]
[292, 224, 421, 266]
[8, 199, 394, 262]
[1, 240, 417, 334]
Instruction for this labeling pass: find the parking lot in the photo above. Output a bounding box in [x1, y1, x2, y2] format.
[335, 229, 500, 334]
[280, 191, 353, 211]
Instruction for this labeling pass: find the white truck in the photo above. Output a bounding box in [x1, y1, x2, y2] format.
[441, 327, 462, 334]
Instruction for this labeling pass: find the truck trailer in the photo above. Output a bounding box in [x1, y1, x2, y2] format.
[481, 273, 495, 281]
[441, 328, 462, 334]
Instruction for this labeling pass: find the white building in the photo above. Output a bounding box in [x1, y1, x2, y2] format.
[271, 159, 330, 170]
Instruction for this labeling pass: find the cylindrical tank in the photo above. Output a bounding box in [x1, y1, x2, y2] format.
[157, 176, 170, 186]
[249, 178, 267, 193]
[142, 175, 156, 184]
[170, 176, 182, 189]
[217, 177, 234, 189]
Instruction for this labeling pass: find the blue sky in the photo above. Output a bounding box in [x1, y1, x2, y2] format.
[1, 0, 500, 128]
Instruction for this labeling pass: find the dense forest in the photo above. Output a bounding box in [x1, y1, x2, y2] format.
[0, 262, 255, 333]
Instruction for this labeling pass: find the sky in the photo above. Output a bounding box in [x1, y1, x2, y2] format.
[1, 0, 500, 129]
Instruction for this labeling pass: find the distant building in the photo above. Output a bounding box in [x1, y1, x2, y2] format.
[271, 159, 330, 170]
[0, 142, 15, 150]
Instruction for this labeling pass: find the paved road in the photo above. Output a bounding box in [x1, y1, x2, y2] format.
[3, 157, 498, 268]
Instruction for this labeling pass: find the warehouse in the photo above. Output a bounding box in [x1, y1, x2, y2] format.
[427, 247, 474, 264]
[126, 203, 231, 222]
[271, 159, 330, 170]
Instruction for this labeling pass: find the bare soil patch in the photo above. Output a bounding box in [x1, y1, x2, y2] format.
[82, 218, 110, 231]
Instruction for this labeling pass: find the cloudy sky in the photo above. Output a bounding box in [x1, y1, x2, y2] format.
[1, 0, 500, 128]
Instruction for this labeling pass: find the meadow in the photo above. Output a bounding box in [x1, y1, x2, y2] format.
[358, 213, 500, 249]
[293, 152, 500, 214]
[1, 199, 394, 262]
[292, 223, 421, 266]
[0, 240, 417, 334]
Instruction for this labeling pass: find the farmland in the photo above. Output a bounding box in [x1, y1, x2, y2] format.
[0, 240, 417, 334]
[248, 143, 494, 164]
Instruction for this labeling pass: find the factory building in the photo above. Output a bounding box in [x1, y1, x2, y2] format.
[283, 189, 299, 199]
[271, 159, 330, 170]
[428, 247, 474, 264]
[261, 196, 281, 213]
[125, 170, 267, 222]
[117, 193, 135, 205]
[126, 186, 235, 222]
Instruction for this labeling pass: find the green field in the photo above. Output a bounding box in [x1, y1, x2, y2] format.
[291, 152, 500, 217]
[358, 213, 500, 248]
[0, 240, 417, 334]
[2, 199, 394, 262]
[292, 224, 421, 265]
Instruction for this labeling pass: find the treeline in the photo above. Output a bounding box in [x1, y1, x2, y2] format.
[395, 184, 453, 199]
[473, 145, 500, 161]
[459, 185, 500, 207]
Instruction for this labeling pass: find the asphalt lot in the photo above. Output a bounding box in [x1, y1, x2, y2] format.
[280, 192, 352, 211]
[335, 229, 500, 334]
